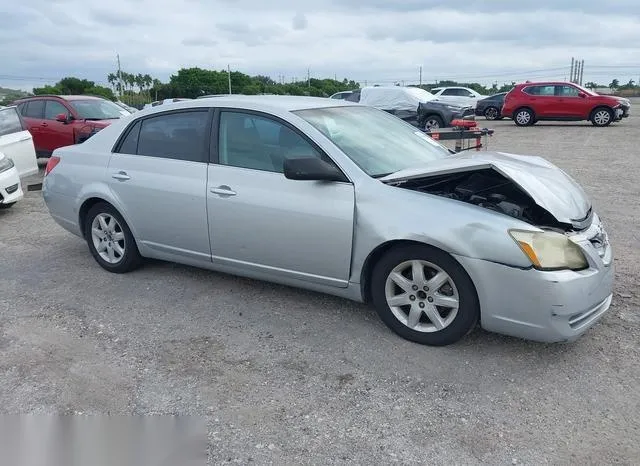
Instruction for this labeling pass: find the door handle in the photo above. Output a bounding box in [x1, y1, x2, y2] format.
[41, 122, 48, 127]
[112, 171, 130, 181]
[210, 185, 237, 196]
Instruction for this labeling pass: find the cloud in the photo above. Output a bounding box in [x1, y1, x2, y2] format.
[292, 12, 308, 30]
[0, 0, 639, 92]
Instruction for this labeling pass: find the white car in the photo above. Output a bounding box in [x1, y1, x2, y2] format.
[431, 87, 486, 108]
[0, 106, 38, 208]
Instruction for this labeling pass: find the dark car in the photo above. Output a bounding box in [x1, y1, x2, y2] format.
[346, 86, 474, 130]
[475, 92, 507, 120]
[13, 95, 128, 157]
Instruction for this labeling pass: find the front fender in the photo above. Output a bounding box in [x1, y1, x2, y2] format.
[350, 182, 535, 284]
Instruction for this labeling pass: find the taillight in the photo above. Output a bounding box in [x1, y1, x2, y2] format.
[44, 156, 60, 176]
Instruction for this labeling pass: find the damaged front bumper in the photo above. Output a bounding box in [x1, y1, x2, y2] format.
[453, 214, 614, 343]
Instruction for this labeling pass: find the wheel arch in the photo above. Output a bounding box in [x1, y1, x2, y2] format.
[359, 239, 477, 305]
[78, 196, 140, 250]
[589, 105, 614, 120]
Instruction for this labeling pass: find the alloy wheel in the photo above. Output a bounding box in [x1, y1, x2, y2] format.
[485, 107, 499, 120]
[384, 260, 459, 333]
[593, 110, 611, 126]
[91, 213, 126, 264]
[515, 110, 531, 125]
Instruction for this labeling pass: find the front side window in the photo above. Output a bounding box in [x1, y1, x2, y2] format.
[294, 106, 451, 178]
[218, 111, 323, 173]
[0, 108, 25, 137]
[68, 99, 127, 120]
[44, 101, 69, 120]
[125, 111, 209, 162]
[440, 88, 457, 96]
[556, 85, 580, 97]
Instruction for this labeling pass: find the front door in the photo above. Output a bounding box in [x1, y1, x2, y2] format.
[41, 100, 76, 152]
[553, 85, 588, 118]
[207, 110, 355, 287]
[107, 109, 212, 262]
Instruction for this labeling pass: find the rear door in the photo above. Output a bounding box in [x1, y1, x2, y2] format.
[108, 109, 212, 262]
[17, 99, 47, 155]
[0, 107, 38, 177]
[40, 100, 76, 151]
[521, 85, 556, 117]
[206, 110, 355, 287]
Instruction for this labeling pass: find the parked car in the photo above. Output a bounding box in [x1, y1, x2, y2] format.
[475, 92, 507, 120]
[502, 82, 630, 127]
[329, 91, 354, 100]
[345, 86, 474, 130]
[13, 95, 130, 157]
[431, 87, 486, 108]
[0, 105, 38, 208]
[42, 96, 613, 346]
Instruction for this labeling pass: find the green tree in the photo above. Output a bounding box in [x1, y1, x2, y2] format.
[609, 79, 620, 90]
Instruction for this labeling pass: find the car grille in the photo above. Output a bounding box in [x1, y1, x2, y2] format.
[5, 183, 19, 194]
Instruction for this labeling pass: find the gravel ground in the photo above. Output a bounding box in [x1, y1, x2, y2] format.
[1, 102, 639, 464]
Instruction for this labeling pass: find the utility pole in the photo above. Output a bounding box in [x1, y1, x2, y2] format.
[307, 68, 310, 88]
[227, 64, 232, 94]
[570, 57, 574, 83]
[580, 60, 585, 85]
[116, 53, 123, 99]
[419, 65, 422, 86]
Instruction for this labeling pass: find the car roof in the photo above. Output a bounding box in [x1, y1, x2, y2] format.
[139, 95, 355, 114]
[16, 94, 105, 101]
[517, 81, 575, 87]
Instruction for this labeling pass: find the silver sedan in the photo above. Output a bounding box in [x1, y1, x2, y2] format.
[42, 96, 613, 346]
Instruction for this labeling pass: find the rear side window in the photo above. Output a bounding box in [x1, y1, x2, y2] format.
[23, 100, 45, 118]
[523, 85, 555, 96]
[116, 121, 141, 154]
[440, 88, 457, 96]
[132, 111, 209, 162]
[0, 108, 25, 137]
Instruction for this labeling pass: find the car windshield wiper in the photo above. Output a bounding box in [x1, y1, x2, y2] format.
[371, 172, 393, 179]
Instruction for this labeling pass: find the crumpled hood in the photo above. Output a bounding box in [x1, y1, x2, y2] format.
[380, 151, 591, 225]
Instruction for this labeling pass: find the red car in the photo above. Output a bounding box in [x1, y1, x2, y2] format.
[501, 82, 630, 127]
[13, 95, 130, 157]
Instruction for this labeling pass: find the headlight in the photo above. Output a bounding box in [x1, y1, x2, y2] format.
[509, 229, 588, 271]
[0, 156, 15, 174]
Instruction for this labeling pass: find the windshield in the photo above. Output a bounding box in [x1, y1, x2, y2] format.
[294, 106, 451, 177]
[69, 99, 127, 120]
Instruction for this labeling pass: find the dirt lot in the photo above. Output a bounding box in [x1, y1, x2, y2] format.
[1, 102, 639, 464]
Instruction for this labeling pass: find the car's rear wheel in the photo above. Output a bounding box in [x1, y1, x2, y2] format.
[513, 107, 534, 126]
[591, 107, 613, 127]
[484, 106, 500, 120]
[424, 115, 444, 130]
[85, 202, 142, 273]
[370, 244, 479, 346]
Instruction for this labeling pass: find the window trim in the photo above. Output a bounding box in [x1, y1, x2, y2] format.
[112, 107, 214, 163]
[211, 107, 351, 182]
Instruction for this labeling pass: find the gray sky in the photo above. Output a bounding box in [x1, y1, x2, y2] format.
[1, 0, 639, 91]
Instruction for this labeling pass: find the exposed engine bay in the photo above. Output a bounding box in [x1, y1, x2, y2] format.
[393, 168, 570, 230]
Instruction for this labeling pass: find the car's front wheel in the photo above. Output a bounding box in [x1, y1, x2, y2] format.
[370, 244, 480, 346]
[591, 107, 613, 127]
[85, 202, 142, 273]
[424, 115, 444, 130]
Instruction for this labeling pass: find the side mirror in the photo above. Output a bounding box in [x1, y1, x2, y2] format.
[55, 113, 69, 123]
[578, 92, 587, 98]
[283, 157, 346, 182]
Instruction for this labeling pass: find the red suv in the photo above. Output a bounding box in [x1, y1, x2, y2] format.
[501, 82, 629, 127]
[13, 95, 129, 157]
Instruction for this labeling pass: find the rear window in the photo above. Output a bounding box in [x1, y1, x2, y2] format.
[0, 107, 25, 137]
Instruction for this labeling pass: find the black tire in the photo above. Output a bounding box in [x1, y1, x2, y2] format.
[590, 107, 614, 127]
[423, 115, 444, 130]
[84, 202, 142, 273]
[0, 202, 16, 209]
[370, 244, 480, 346]
[513, 107, 534, 126]
[484, 106, 500, 120]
